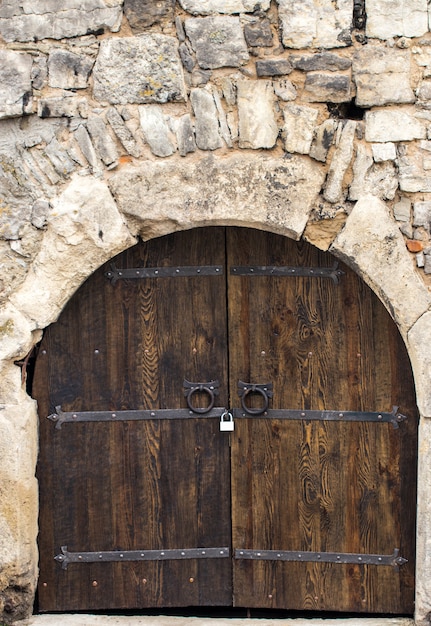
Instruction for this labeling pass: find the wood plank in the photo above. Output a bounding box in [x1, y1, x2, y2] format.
[34, 228, 232, 611]
[228, 228, 417, 613]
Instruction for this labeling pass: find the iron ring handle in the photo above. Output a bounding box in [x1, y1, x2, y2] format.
[185, 384, 216, 414]
[241, 386, 269, 415]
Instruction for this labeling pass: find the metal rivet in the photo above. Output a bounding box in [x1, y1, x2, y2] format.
[308, 352, 313, 356]
[301, 412, 305, 417]
[268, 594, 273, 599]
[141, 554, 145, 557]
[120, 554, 124, 558]
[73, 414, 77, 419]
[216, 268, 220, 272]
[150, 412, 156, 417]
[317, 554, 321, 559]
[181, 551, 185, 556]
[142, 578, 147, 584]
[94, 349, 99, 354]
[257, 552, 261, 557]
[111, 413, 116, 418]
[338, 413, 344, 418]
[240, 551, 244, 555]
[192, 348, 197, 354]
[154, 270, 159, 275]
[161, 552, 165, 556]
[358, 557, 362, 561]
[92, 580, 98, 587]
[261, 351, 266, 356]
[277, 554, 281, 558]
[197, 269, 201, 273]
[189, 577, 194, 583]
[42, 349, 47, 355]
[220, 550, 224, 555]
[78, 555, 83, 560]
[99, 554, 103, 559]
[176, 269, 180, 273]
[378, 557, 382, 562]
[118, 272, 123, 276]
[201, 551, 206, 555]
[378, 414, 383, 420]
[42, 582, 48, 587]
[337, 556, 341, 560]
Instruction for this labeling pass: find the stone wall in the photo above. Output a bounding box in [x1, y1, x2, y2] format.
[2, 1, 431, 623]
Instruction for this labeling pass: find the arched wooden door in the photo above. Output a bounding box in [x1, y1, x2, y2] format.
[33, 227, 417, 614]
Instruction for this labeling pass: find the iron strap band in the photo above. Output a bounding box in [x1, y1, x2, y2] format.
[105, 264, 223, 284]
[55, 546, 406, 570]
[55, 546, 230, 570]
[232, 406, 406, 429]
[48, 406, 226, 430]
[230, 262, 344, 284]
[234, 548, 407, 568]
[48, 406, 406, 429]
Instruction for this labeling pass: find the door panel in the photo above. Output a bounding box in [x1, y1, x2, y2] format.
[227, 228, 416, 613]
[34, 227, 417, 614]
[35, 228, 231, 611]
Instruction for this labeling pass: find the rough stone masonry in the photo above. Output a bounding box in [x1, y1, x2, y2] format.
[3, 1, 431, 624]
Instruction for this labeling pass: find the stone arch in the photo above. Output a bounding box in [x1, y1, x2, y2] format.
[1, 164, 431, 623]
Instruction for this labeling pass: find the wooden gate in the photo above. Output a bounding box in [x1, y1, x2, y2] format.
[33, 227, 417, 614]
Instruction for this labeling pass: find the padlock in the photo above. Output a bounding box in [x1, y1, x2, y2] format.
[220, 410, 234, 432]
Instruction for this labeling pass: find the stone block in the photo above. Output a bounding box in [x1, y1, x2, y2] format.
[184, 16, 249, 69]
[179, 0, 270, 13]
[86, 116, 119, 168]
[282, 104, 318, 155]
[394, 197, 411, 222]
[48, 49, 94, 90]
[366, 0, 428, 39]
[139, 106, 176, 158]
[274, 80, 297, 102]
[124, 0, 175, 32]
[278, 0, 352, 49]
[0, 0, 123, 42]
[93, 35, 187, 105]
[372, 142, 397, 162]
[237, 80, 278, 150]
[190, 89, 223, 151]
[10, 174, 136, 329]
[256, 59, 293, 77]
[332, 195, 431, 333]
[349, 143, 398, 201]
[108, 154, 326, 242]
[0, 51, 32, 120]
[414, 201, 431, 228]
[37, 96, 88, 119]
[244, 19, 273, 47]
[353, 47, 414, 107]
[399, 150, 431, 193]
[106, 107, 142, 159]
[303, 73, 351, 103]
[74, 125, 103, 175]
[290, 52, 351, 72]
[324, 120, 356, 203]
[309, 119, 338, 162]
[365, 110, 426, 143]
[175, 114, 197, 156]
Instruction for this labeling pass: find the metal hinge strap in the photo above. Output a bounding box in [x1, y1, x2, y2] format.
[234, 548, 407, 568]
[105, 264, 223, 284]
[55, 546, 230, 569]
[48, 406, 226, 429]
[230, 262, 344, 284]
[232, 406, 406, 429]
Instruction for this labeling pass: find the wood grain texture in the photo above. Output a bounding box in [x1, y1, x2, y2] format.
[34, 227, 417, 614]
[228, 228, 417, 614]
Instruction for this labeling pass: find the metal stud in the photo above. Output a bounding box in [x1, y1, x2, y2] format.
[92, 581, 98, 587]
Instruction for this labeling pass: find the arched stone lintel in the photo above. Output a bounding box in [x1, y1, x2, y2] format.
[331, 194, 431, 418]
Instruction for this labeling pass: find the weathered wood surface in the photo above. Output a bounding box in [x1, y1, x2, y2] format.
[34, 227, 417, 614]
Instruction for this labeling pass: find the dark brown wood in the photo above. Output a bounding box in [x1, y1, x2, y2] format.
[34, 228, 231, 611]
[34, 226, 417, 615]
[227, 228, 417, 614]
